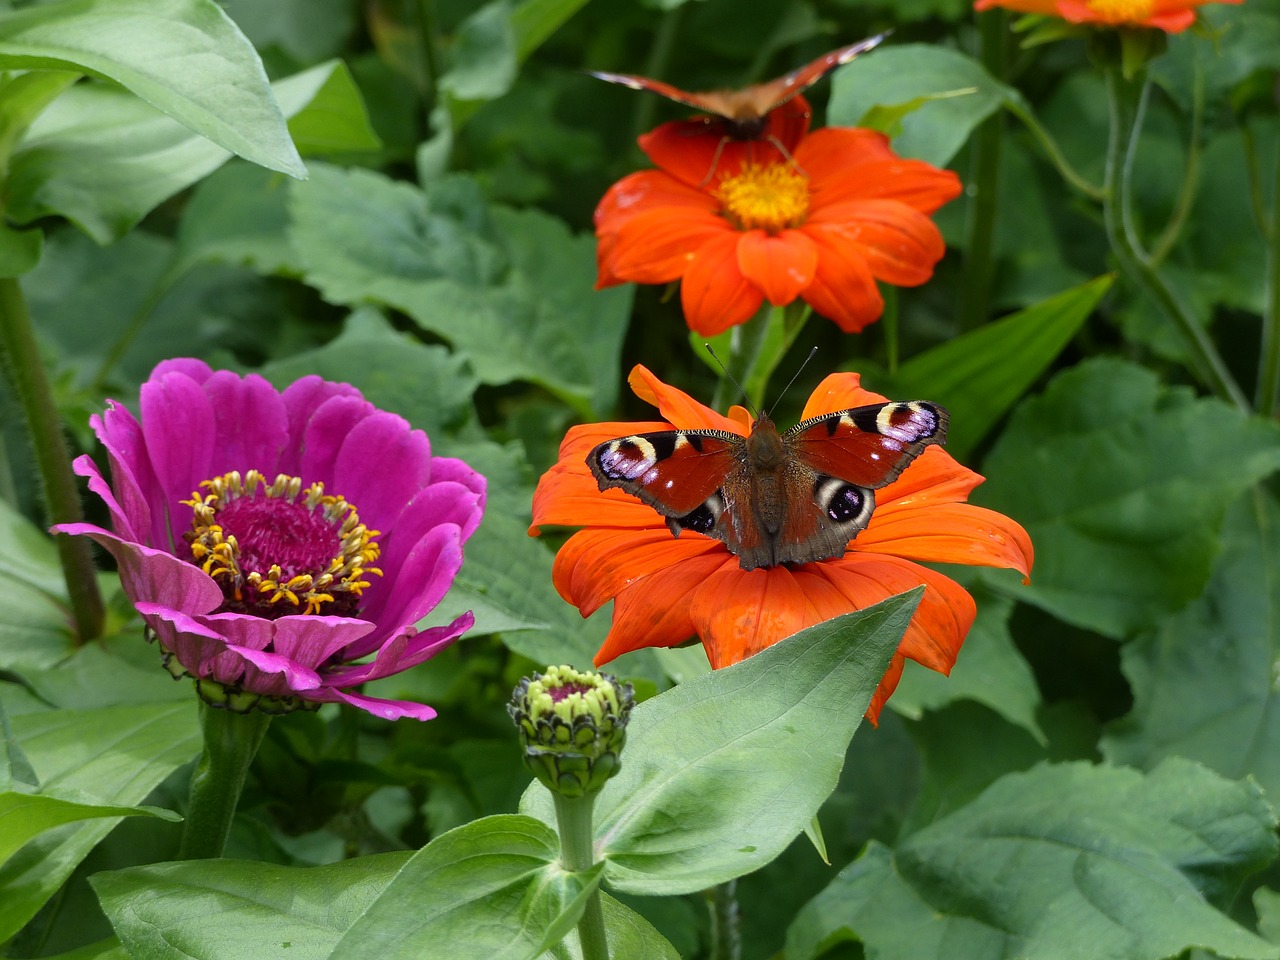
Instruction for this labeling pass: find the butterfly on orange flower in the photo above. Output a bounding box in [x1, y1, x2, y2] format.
[531, 367, 1033, 722]
[589, 34, 888, 143]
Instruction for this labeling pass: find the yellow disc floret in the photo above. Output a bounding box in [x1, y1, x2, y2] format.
[716, 162, 811, 234]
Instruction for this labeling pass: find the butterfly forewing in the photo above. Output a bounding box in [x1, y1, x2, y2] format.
[787, 401, 948, 489]
[589, 429, 742, 516]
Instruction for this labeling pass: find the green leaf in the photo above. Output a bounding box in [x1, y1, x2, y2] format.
[440, 0, 518, 103]
[788, 759, 1280, 960]
[284, 59, 381, 156]
[521, 592, 921, 895]
[829, 43, 1020, 164]
[331, 815, 603, 960]
[38, 936, 129, 960]
[6, 61, 343, 243]
[1256, 887, 1280, 945]
[890, 588, 1044, 742]
[976, 358, 1280, 638]
[877, 275, 1112, 460]
[510, 0, 593, 62]
[289, 164, 630, 417]
[0, 0, 304, 177]
[172, 161, 295, 276]
[1103, 490, 1280, 799]
[540, 892, 680, 959]
[0, 792, 179, 868]
[93, 852, 412, 960]
[0, 701, 199, 943]
[0, 221, 42, 278]
[0, 496, 74, 675]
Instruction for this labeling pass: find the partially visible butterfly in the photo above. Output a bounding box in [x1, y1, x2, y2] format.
[589, 33, 888, 141]
[587, 398, 947, 571]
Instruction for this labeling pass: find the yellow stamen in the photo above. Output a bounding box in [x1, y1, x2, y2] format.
[1086, 0, 1156, 20]
[715, 162, 810, 234]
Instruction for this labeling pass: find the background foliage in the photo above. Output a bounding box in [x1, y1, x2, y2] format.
[2, 0, 1280, 958]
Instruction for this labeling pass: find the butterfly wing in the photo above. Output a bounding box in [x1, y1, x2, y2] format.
[590, 33, 888, 124]
[588, 429, 745, 537]
[732, 33, 890, 118]
[787, 401, 948, 488]
[587, 71, 735, 116]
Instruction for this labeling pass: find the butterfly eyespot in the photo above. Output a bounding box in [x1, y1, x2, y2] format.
[826, 486, 864, 521]
[669, 493, 726, 535]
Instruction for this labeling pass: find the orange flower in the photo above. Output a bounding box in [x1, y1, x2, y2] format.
[530, 367, 1033, 721]
[594, 112, 963, 337]
[973, 0, 1240, 31]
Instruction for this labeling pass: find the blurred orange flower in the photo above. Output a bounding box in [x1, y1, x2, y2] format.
[594, 115, 962, 337]
[530, 367, 1033, 721]
[973, 0, 1239, 31]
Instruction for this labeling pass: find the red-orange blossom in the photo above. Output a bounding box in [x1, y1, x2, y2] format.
[531, 367, 1034, 721]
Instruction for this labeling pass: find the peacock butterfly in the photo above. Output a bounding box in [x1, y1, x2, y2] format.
[588, 399, 947, 571]
[588, 34, 888, 142]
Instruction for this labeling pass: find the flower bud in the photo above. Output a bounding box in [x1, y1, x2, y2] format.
[509, 666, 635, 798]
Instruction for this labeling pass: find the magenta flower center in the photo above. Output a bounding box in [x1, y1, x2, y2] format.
[549, 682, 593, 703]
[183, 470, 382, 619]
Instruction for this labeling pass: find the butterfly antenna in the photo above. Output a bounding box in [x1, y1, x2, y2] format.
[766, 346, 819, 418]
[703, 343, 760, 419]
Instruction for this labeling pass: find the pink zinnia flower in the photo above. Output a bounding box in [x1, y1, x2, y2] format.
[54, 359, 486, 720]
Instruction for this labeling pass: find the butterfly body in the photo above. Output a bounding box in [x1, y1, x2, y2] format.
[588, 400, 947, 571]
[589, 34, 888, 141]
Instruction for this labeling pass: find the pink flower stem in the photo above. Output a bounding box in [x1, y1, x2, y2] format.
[0, 276, 104, 642]
[178, 704, 272, 860]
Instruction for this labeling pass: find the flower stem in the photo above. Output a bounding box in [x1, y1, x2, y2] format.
[552, 791, 609, 960]
[1102, 67, 1249, 412]
[704, 879, 741, 960]
[1258, 131, 1280, 417]
[178, 704, 271, 860]
[960, 7, 1008, 333]
[0, 276, 104, 643]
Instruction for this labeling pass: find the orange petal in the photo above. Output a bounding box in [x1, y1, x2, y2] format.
[602, 206, 728, 285]
[807, 201, 946, 286]
[595, 170, 716, 232]
[627, 365, 744, 434]
[680, 231, 765, 335]
[858, 502, 1034, 580]
[872, 448, 983, 507]
[737, 229, 819, 306]
[866, 654, 906, 724]
[594, 551, 734, 664]
[799, 224, 884, 332]
[800, 372, 880, 419]
[554, 527, 725, 616]
[802, 130, 963, 212]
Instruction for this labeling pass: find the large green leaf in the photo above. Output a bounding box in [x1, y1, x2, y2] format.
[0, 0, 303, 177]
[93, 852, 412, 960]
[787, 759, 1280, 960]
[0, 701, 199, 943]
[0, 792, 179, 868]
[1103, 490, 1280, 799]
[540, 892, 679, 959]
[0, 496, 74, 675]
[288, 164, 630, 418]
[976, 358, 1280, 638]
[829, 43, 1020, 165]
[877, 276, 1112, 460]
[521, 593, 920, 895]
[7, 61, 359, 243]
[331, 815, 602, 960]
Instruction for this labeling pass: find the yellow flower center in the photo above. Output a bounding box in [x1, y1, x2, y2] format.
[183, 469, 382, 618]
[716, 163, 810, 234]
[1086, 0, 1156, 21]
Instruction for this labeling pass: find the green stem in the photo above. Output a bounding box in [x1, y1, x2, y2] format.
[552, 792, 608, 960]
[704, 880, 741, 960]
[1005, 98, 1106, 201]
[960, 7, 1008, 332]
[178, 705, 271, 860]
[1102, 67, 1249, 412]
[0, 277, 104, 642]
[1258, 132, 1280, 417]
[1148, 62, 1203, 267]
